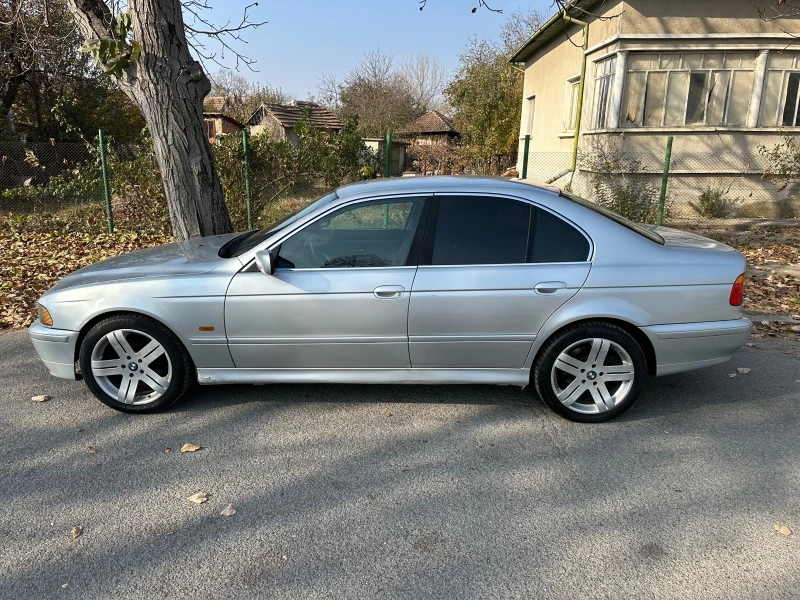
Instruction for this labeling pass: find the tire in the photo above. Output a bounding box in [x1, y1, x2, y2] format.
[533, 321, 647, 423]
[79, 314, 194, 413]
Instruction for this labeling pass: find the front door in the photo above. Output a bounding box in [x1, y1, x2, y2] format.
[225, 196, 429, 369]
[408, 194, 592, 369]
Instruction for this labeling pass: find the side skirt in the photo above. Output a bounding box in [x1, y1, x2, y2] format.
[196, 368, 529, 386]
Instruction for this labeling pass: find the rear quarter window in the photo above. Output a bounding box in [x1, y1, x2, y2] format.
[530, 208, 590, 262]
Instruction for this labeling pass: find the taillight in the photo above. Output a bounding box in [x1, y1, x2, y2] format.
[729, 273, 745, 306]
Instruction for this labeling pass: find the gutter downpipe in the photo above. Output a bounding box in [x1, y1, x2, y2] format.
[562, 10, 589, 185]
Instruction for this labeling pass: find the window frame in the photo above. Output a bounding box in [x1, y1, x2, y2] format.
[621, 51, 756, 128]
[270, 194, 432, 272]
[563, 75, 581, 133]
[592, 56, 617, 129]
[417, 193, 593, 268]
[760, 52, 800, 127]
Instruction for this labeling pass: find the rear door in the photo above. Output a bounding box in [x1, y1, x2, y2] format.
[225, 195, 429, 369]
[408, 194, 592, 369]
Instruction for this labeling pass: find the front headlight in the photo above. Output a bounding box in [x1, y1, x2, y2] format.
[37, 303, 53, 327]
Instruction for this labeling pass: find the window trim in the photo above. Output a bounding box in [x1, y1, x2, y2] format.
[760, 52, 800, 127]
[251, 194, 432, 272]
[417, 192, 594, 267]
[620, 51, 756, 128]
[592, 56, 616, 130]
[563, 75, 581, 133]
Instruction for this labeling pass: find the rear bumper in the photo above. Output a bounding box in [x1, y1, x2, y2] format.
[28, 321, 79, 380]
[641, 318, 752, 376]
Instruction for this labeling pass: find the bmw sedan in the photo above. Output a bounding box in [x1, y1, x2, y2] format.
[29, 177, 751, 422]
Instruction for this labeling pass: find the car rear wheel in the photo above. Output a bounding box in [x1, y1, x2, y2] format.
[79, 314, 193, 413]
[533, 322, 647, 423]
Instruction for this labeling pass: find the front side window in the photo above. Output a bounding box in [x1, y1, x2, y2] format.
[428, 196, 590, 266]
[276, 197, 425, 269]
[760, 52, 800, 126]
[621, 52, 755, 128]
[592, 57, 616, 129]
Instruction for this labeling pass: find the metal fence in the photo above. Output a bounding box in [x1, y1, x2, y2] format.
[3, 132, 798, 236]
[519, 135, 800, 227]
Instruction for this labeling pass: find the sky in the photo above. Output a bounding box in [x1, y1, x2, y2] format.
[200, 0, 553, 99]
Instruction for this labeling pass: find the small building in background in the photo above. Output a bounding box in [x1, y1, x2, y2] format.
[399, 110, 460, 146]
[248, 101, 342, 144]
[202, 96, 243, 143]
[363, 138, 409, 176]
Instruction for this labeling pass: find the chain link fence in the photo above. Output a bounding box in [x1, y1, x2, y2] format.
[3, 133, 799, 236]
[520, 140, 800, 228]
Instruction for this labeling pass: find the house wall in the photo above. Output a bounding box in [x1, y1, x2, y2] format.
[251, 113, 287, 142]
[517, 0, 800, 214]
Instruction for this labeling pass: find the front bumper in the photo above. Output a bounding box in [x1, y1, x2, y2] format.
[641, 318, 752, 376]
[28, 320, 80, 380]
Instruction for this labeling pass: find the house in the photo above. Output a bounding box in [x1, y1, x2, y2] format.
[511, 0, 800, 217]
[400, 110, 460, 146]
[248, 101, 342, 144]
[202, 96, 243, 143]
[363, 138, 409, 176]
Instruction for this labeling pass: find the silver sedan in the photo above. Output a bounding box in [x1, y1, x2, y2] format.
[29, 177, 751, 422]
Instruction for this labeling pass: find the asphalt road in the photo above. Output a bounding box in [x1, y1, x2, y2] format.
[1, 328, 798, 600]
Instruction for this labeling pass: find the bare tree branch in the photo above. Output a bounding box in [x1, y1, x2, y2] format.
[418, 0, 502, 13]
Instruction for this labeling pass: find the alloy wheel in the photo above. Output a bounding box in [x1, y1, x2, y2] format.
[550, 337, 636, 414]
[89, 328, 172, 405]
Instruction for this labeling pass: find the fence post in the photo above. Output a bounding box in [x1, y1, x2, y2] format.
[242, 129, 254, 230]
[657, 136, 673, 226]
[521, 135, 530, 179]
[97, 129, 113, 234]
[384, 131, 392, 178]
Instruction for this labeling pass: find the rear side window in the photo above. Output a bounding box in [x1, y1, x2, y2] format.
[426, 195, 590, 266]
[431, 196, 530, 265]
[530, 208, 590, 262]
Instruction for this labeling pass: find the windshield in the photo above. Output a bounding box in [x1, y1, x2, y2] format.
[560, 191, 665, 245]
[220, 192, 339, 258]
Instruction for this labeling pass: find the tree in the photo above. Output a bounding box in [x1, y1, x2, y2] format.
[444, 9, 544, 159]
[209, 69, 291, 124]
[319, 49, 439, 137]
[62, 0, 264, 240]
[398, 52, 447, 113]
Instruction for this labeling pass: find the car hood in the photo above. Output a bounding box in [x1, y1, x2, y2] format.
[45, 233, 240, 295]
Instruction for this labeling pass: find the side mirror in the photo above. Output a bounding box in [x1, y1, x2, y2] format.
[254, 250, 274, 275]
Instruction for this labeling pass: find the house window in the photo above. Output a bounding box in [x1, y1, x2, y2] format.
[524, 95, 536, 136]
[592, 56, 616, 129]
[760, 52, 800, 126]
[563, 77, 580, 132]
[621, 52, 755, 128]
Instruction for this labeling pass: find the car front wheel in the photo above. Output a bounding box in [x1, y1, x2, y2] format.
[79, 314, 193, 413]
[533, 321, 647, 423]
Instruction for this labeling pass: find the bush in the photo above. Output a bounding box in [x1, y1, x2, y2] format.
[695, 187, 730, 218]
[578, 137, 661, 224]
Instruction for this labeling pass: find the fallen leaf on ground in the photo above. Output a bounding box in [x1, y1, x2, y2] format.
[180, 443, 202, 453]
[736, 367, 751, 374]
[220, 504, 237, 517]
[164, 447, 171, 453]
[87, 446, 97, 454]
[774, 524, 792, 536]
[70, 526, 82, 539]
[728, 373, 737, 378]
[385, 412, 393, 417]
[746, 342, 755, 347]
[62, 584, 68, 589]
[31, 394, 50, 402]
[187, 492, 208, 504]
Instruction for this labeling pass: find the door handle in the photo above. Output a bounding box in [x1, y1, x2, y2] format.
[374, 285, 405, 299]
[534, 281, 567, 295]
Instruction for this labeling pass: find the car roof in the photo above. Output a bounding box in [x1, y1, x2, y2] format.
[335, 175, 561, 200]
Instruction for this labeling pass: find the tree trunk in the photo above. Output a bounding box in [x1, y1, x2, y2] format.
[67, 0, 233, 241]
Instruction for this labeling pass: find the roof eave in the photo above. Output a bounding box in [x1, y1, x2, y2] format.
[508, 0, 600, 64]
